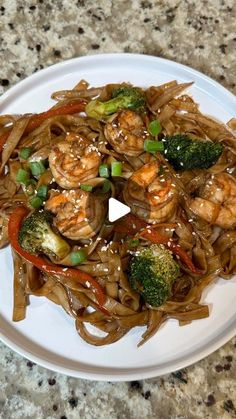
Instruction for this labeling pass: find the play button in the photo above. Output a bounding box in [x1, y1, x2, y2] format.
[108, 198, 130, 222]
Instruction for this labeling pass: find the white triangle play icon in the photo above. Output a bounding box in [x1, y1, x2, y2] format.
[108, 198, 130, 222]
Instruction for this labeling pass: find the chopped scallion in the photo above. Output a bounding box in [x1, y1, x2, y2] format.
[144, 139, 164, 154]
[148, 119, 162, 137]
[37, 184, 48, 199]
[70, 250, 87, 265]
[102, 179, 111, 193]
[16, 168, 30, 185]
[25, 180, 37, 196]
[158, 165, 165, 176]
[19, 147, 32, 160]
[29, 196, 43, 209]
[99, 164, 109, 178]
[111, 161, 122, 177]
[80, 184, 93, 192]
[29, 161, 46, 177]
[128, 239, 140, 248]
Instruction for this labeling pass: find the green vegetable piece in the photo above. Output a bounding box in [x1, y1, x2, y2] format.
[128, 239, 140, 248]
[25, 180, 37, 196]
[70, 250, 87, 265]
[16, 169, 30, 185]
[85, 87, 146, 121]
[19, 147, 32, 160]
[29, 196, 43, 209]
[19, 210, 70, 258]
[144, 139, 164, 154]
[163, 134, 223, 171]
[129, 244, 180, 307]
[102, 179, 111, 193]
[80, 184, 93, 192]
[158, 165, 165, 176]
[111, 161, 122, 177]
[37, 184, 48, 200]
[148, 119, 162, 137]
[99, 164, 110, 178]
[29, 161, 46, 177]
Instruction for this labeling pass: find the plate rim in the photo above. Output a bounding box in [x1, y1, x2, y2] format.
[1, 53, 235, 110]
[0, 53, 236, 381]
[0, 313, 235, 381]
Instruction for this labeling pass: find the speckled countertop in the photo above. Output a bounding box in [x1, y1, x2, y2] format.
[0, 1, 236, 418]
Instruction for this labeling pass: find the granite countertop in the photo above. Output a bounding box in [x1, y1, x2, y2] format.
[0, 1, 236, 418]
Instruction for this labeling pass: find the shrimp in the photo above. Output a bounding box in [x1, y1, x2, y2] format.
[104, 110, 147, 156]
[49, 133, 101, 189]
[189, 173, 236, 229]
[45, 189, 105, 240]
[123, 160, 178, 223]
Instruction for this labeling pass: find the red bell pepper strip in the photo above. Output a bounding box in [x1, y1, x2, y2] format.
[0, 100, 87, 153]
[114, 213, 147, 234]
[115, 213, 201, 274]
[8, 206, 107, 309]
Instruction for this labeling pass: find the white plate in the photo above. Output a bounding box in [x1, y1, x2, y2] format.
[0, 54, 236, 381]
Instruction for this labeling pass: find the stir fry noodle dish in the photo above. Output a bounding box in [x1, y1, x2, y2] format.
[1, 79, 236, 346]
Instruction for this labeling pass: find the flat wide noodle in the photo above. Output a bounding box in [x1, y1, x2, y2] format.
[12, 250, 28, 321]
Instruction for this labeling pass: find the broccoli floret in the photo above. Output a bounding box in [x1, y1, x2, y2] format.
[19, 210, 70, 258]
[129, 244, 180, 307]
[162, 134, 223, 171]
[85, 86, 146, 120]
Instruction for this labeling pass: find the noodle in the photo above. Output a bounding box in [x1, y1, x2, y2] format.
[0, 79, 235, 346]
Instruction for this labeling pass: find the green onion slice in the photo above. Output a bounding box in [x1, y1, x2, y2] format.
[29, 161, 46, 177]
[80, 184, 93, 192]
[128, 238, 140, 248]
[148, 119, 162, 137]
[19, 147, 32, 160]
[99, 164, 109, 178]
[102, 179, 111, 193]
[158, 165, 165, 176]
[25, 180, 36, 196]
[16, 168, 30, 185]
[70, 250, 87, 265]
[111, 161, 122, 177]
[144, 139, 164, 154]
[29, 196, 43, 209]
[37, 184, 48, 199]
